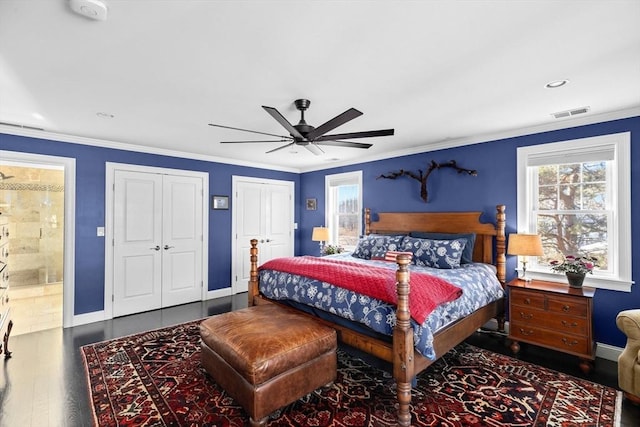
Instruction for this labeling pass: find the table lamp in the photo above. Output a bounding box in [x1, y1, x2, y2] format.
[311, 226, 330, 256]
[507, 233, 543, 281]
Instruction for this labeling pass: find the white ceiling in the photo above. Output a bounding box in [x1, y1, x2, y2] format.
[1, 0, 639, 173]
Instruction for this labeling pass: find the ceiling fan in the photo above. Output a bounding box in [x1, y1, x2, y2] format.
[208, 99, 394, 155]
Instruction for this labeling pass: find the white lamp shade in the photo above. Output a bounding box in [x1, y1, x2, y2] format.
[312, 227, 330, 242]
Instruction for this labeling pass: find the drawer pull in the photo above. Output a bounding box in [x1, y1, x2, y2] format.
[519, 312, 533, 320]
[562, 305, 571, 312]
[523, 298, 531, 305]
[518, 328, 534, 336]
[561, 338, 579, 347]
[561, 320, 578, 328]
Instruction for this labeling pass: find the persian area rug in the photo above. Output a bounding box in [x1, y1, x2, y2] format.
[81, 320, 621, 427]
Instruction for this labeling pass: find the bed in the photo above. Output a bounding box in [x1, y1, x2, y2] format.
[248, 205, 507, 426]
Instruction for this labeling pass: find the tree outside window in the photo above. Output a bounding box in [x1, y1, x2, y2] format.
[535, 161, 610, 272]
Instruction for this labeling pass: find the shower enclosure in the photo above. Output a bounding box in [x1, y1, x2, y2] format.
[0, 165, 64, 288]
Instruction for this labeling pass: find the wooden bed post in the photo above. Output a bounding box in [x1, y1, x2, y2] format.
[393, 253, 413, 427]
[248, 239, 259, 307]
[364, 207, 371, 235]
[495, 205, 506, 285]
[495, 205, 507, 332]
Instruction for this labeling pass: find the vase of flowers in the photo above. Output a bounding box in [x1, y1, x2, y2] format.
[550, 255, 598, 288]
[323, 244, 344, 256]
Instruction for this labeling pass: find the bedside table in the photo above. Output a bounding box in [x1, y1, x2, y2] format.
[508, 278, 596, 374]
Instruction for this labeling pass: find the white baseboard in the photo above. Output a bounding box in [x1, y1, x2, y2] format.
[67, 290, 233, 328]
[71, 310, 106, 327]
[596, 343, 622, 362]
[207, 287, 232, 300]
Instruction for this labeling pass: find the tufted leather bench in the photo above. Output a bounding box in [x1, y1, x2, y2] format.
[199, 303, 337, 426]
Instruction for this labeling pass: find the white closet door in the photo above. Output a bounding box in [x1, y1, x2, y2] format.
[113, 170, 163, 316]
[161, 174, 203, 306]
[233, 177, 294, 294]
[113, 170, 204, 317]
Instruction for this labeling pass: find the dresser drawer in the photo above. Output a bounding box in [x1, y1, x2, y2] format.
[547, 295, 588, 317]
[511, 308, 589, 336]
[510, 288, 545, 310]
[510, 321, 591, 356]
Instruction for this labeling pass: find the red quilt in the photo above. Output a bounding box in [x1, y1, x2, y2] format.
[259, 256, 462, 324]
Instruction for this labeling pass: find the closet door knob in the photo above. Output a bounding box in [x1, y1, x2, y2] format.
[164, 245, 174, 250]
[150, 245, 160, 251]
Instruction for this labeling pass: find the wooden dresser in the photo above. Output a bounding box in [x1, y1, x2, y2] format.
[508, 278, 595, 373]
[0, 214, 12, 358]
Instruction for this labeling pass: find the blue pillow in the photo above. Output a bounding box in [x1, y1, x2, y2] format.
[352, 234, 405, 259]
[401, 237, 466, 269]
[409, 232, 476, 264]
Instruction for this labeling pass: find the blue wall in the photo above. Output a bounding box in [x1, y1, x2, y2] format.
[298, 116, 640, 348]
[1, 115, 637, 348]
[0, 133, 300, 315]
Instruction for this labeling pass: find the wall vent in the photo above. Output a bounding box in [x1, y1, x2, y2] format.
[0, 121, 45, 131]
[552, 106, 590, 119]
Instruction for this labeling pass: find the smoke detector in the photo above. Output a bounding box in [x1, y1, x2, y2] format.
[69, 0, 108, 21]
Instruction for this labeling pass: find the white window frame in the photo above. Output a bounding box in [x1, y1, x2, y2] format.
[516, 132, 632, 292]
[325, 170, 363, 250]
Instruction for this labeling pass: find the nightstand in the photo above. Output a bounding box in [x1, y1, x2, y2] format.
[508, 278, 596, 374]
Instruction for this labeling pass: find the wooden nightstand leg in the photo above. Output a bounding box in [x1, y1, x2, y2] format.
[578, 358, 593, 374]
[510, 340, 520, 354]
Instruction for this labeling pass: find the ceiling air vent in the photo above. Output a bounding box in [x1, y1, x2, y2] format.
[0, 121, 45, 131]
[552, 106, 590, 119]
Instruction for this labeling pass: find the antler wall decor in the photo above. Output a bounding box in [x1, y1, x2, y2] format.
[377, 160, 477, 202]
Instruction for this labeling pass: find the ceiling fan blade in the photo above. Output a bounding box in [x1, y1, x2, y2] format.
[262, 106, 305, 139]
[305, 108, 363, 141]
[265, 142, 296, 154]
[314, 128, 394, 141]
[304, 143, 324, 155]
[316, 140, 372, 149]
[220, 139, 291, 144]
[208, 123, 289, 139]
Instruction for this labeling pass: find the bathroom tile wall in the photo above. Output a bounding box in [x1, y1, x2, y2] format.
[0, 166, 64, 287]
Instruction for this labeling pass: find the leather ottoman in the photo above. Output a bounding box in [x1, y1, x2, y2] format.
[199, 303, 337, 426]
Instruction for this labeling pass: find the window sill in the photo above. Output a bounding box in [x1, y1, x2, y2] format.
[517, 269, 633, 292]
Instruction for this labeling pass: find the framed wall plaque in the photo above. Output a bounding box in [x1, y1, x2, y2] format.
[212, 195, 229, 210]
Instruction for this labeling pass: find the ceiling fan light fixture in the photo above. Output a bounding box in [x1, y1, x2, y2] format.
[212, 98, 394, 156]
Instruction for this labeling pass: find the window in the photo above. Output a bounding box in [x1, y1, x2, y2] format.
[517, 132, 631, 291]
[325, 171, 362, 250]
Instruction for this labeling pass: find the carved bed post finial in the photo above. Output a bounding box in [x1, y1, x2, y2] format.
[394, 253, 413, 427]
[364, 207, 371, 235]
[249, 239, 259, 306]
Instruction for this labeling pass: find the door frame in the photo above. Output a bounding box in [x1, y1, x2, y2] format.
[0, 150, 76, 328]
[105, 162, 209, 319]
[231, 175, 295, 294]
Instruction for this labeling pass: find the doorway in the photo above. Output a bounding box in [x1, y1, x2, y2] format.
[0, 152, 76, 333]
[105, 163, 209, 319]
[231, 176, 294, 294]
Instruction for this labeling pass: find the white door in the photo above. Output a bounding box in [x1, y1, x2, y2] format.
[113, 170, 203, 317]
[161, 175, 203, 306]
[232, 177, 294, 294]
[113, 171, 163, 316]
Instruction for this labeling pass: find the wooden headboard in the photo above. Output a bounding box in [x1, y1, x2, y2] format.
[364, 205, 506, 284]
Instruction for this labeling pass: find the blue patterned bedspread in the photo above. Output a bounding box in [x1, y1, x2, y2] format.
[259, 253, 504, 360]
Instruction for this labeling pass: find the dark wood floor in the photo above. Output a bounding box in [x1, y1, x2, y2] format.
[0, 294, 638, 426]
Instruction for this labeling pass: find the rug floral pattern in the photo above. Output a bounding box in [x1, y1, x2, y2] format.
[81, 320, 620, 426]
